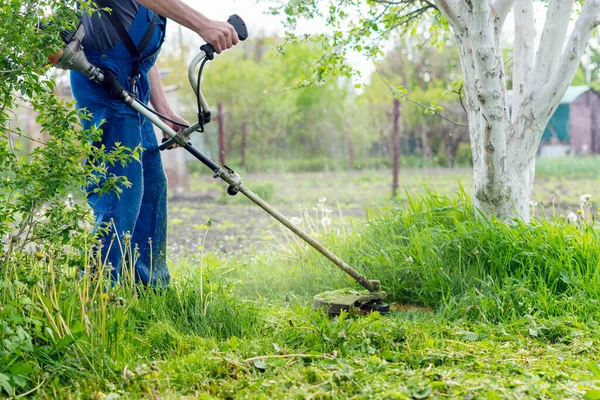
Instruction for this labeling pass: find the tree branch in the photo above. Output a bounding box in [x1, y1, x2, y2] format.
[536, 0, 600, 116]
[375, 69, 469, 127]
[511, 0, 535, 122]
[493, 0, 515, 28]
[532, 0, 576, 91]
[434, 0, 462, 29]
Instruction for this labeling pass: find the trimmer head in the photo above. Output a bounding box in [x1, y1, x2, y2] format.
[312, 289, 389, 316]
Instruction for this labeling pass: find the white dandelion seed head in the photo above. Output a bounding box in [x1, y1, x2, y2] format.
[318, 197, 327, 204]
[406, 256, 414, 263]
[321, 217, 331, 227]
[77, 220, 93, 233]
[290, 217, 302, 226]
[529, 201, 538, 207]
[567, 212, 578, 223]
[23, 242, 37, 254]
[65, 193, 75, 209]
[580, 194, 592, 203]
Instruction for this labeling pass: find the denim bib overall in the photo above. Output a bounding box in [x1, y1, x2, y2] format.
[71, 6, 169, 286]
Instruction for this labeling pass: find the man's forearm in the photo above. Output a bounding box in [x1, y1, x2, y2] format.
[136, 0, 207, 33]
[148, 65, 173, 116]
[135, 0, 238, 53]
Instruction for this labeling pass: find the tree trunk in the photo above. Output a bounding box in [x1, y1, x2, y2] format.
[421, 124, 433, 160]
[434, 0, 600, 222]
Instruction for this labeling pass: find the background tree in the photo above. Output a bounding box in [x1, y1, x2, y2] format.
[355, 39, 468, 165]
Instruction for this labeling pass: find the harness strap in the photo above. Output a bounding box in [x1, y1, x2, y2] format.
[95, 0, 160, 81]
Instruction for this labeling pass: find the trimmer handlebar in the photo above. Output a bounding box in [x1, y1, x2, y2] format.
[188, 14, 248, 100]
[161, 15, 248, 152]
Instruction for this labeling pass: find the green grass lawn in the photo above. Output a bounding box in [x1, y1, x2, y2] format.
[4, 160, 600, 398]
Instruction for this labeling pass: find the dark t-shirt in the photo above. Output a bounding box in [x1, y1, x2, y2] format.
[82, 0, 139, 51]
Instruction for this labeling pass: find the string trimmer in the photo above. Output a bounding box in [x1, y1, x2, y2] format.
[52, 15, 389, 316]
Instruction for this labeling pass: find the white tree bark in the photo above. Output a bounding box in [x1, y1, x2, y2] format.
[435, 0, 600, 221]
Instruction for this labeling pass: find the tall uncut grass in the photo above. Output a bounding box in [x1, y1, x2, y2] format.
[0, 253, 257, 396]
[235, 188, 600, 324]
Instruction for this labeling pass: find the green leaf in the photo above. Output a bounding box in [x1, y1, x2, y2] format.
[454, 331, 479, 341]
[0, 373, 13, 396]
[252, 359, 268, 371]
[229, 336, 239, 351]
[53, 331, 84, 354]
[269, 358, 287, 367]
[584, 390, 600, 400]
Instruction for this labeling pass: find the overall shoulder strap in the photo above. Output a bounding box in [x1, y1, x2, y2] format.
[94, 0, 159, 78]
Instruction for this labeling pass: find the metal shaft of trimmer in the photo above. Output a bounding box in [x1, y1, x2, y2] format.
[125, 95, 381, 293]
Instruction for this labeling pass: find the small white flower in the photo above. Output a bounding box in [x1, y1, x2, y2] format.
[529, 201, 538, 207]
[580, 194, 592, 203]
[567, 212, 578, 223]
[321, 217, 331, 227]
[290, 217, 302, 226]
[406, 256, 414, 263]
[318, 197, 327, 204]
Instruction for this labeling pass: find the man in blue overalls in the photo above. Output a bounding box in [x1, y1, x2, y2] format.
[71, 1, 238, 286]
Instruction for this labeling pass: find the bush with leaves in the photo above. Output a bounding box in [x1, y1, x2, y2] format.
[0, 1, 136, 395]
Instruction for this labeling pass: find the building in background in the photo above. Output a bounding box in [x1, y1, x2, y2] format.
[561, 86, 600, 155]
[508, 86, 600, 157]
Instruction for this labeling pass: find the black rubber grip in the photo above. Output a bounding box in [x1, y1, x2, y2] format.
[227, 14, 248, 41]
[101, 70, 126, 100]
[203, 14, 249, 58]
[159, 137, 176, 151]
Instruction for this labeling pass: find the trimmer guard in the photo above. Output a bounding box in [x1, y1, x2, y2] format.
[312, 289, 389, 316]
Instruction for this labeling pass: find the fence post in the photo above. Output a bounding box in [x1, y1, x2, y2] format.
[392, 98, 401, 196]
[345, 123, 354, 170]
[241, 120, 247, 170]
[218, 102, 226, 166]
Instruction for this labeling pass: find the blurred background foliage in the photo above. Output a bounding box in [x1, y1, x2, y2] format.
[158, 30, 472, 172]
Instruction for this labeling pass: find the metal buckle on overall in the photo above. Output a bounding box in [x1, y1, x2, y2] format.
[130, 74, 140, 96]
[130, 56, 142, 97]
